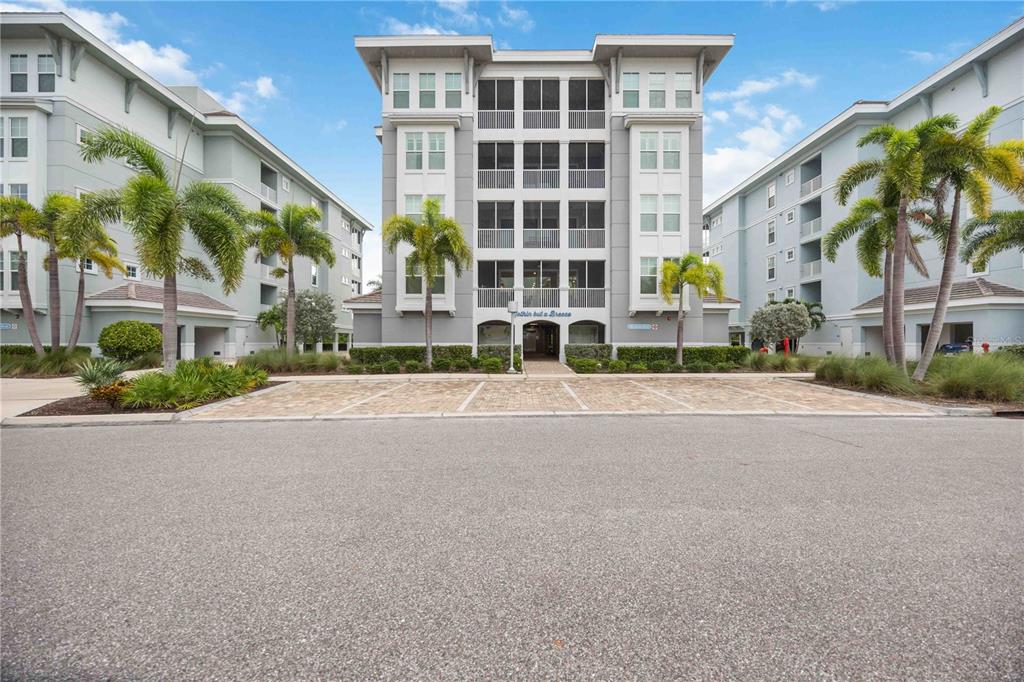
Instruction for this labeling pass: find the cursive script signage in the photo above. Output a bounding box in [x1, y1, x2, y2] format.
[515, 310, 572, 319]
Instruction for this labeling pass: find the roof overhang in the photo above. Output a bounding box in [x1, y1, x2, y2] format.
[623, 112, 703, 128]
[383, 112, 463, 128]
[592, 34, 733, 81]
[354, 35, 494, 90]
[852, 296, 1024, 316]
[85, 299, 239, 319]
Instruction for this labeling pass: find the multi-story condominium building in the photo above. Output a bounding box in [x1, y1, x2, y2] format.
[703, 18, 1024, 358]
[352, 34, 736, 360]
[0, 13, 371, 359]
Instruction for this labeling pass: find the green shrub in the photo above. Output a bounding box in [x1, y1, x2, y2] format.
[477, 344, 521, 362]
[564, 344, 612, 360]
[346, 364, 364, 375]
[405, 360, 430, 373]
[123, 360, 265, 410]
[713, 362, 737, 372]
[97, 321, 162, 361]
[628, 362, 647, 373]
[1, 347, 92, 377]
[481, 357, 503, 373]
[767, 354, 797, 372]
[571, 358, 601, 374]
[670, 363, 686, 373]
[608, 359, 627, 373]
[998, 344, 1024, 360]
[795, 355, 818, 372]
[237, 349, 344, 374]
[649, 360, 670, 373]
[1, 344, 45, 356]
[365, 363, 384, 374]
[616, 345, 750, 365]
[928, 353, 1024, 402]
[126, 351, 162, 370]
[349, 345, 472, 365]
[815, 356, 914, 395]
[687, 361, 713, 373]
[121, 372, 178, 409]
[75, 358, 129, 405]
[383, 359, 401, 374]
[744, 351, 770, 372]
[815, 356, 853, 384]
[432, 357, 452, 371]
[451, 358, 471, 372]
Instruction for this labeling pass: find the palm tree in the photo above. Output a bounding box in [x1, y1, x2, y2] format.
[836, 115, 956, 371]
[659, 253, 725, 365]
[367, 277, 382, 291]
[0, 196, 45, 355]
[80, 127, 249, 371]
[250, 203, 335, 354]
[382, 198, 472, 367]
[913, 107, 1024, 380]
[962, 210, 1024, 267]
[36, 193, 79, 352]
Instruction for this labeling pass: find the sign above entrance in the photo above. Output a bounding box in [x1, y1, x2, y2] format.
[627, 323, 658, 331]
[516, 310, 571, 319]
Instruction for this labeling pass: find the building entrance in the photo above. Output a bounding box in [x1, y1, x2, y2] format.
[522, 321, 559, 357]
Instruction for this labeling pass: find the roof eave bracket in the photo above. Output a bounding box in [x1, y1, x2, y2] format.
[381, 50, 389, 95]
[972, 61, 988, 98]
[696, 48, 706, 94]
[69, 42, 85, 81]
[41, 28, 63, 77]
[918, 92, 933, 118]
[124, 79, 138, 114]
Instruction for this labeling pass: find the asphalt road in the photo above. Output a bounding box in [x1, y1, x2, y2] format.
[2, 416, 1022, 680]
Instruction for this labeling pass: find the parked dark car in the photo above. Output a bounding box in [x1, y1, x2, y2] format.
[938, 342, 973, 355]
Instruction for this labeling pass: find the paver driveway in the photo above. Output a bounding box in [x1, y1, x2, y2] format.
[186, 376, 936, 420]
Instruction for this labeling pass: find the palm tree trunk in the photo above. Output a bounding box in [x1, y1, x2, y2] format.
[424, 278, 434, 367]
[676, 291, 686, 365]
[892, 197, 910, 371]
[47, 244, 61, 352]
[162, 273, 178, 372]
[66, 266, 86, 351]
[913, 188, 961, 381]
[882, 248, 894, 363]
[15, 234, 44, 356]
[286, 260, 296, 354]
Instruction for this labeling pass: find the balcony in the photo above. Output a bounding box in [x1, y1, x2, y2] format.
[523, 229, 560, 249]
[523, 110, 559, 129]
[568, 169, 605, 189]
[568, 229, 605, 249]
[801, 259, 822, 279]
[260, 264, 278, 281]
[260, 183, 277, 203]
[523, 288, 559, 308]
[477, 229, 514, 249]
[800, 175, 822, 197]
[800, 217, 823, 239]
[568, 288, 605, 308]
[569, 110, 605, 129]
[478, 169, 515, 189]
[523, 169, 559, 189]
[477, 288, 515, 308]
[478, 110, 513, 129]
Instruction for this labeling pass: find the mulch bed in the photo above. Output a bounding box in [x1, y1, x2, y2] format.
[804, 378, 1024, 416]
[17, 382, 285, 418]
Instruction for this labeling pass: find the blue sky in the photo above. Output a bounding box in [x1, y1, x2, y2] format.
[6, 0, 1022, 284]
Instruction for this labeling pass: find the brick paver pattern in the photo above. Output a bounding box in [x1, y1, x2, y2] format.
[188, 377, 936, 420]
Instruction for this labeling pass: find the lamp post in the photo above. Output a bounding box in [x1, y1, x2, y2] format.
[507, 299, 520, 373]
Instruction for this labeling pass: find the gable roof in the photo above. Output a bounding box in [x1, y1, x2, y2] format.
[852, 278, 1024, 311]
[86, 283, 235, 312]
[343, 290, 382, 308]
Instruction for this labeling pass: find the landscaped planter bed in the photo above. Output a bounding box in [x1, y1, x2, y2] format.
[18, 381, 285, 417]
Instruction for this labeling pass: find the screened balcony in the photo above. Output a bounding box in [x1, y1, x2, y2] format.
[477, 201, 514, 248]
[523, 142, 560, 189]
[477, 79, 514, 129]
[478, 142, 515, 189]
[523, 202, 559, 248]
[523, 79, 560, 129]
[568, 260, 606, 308]
[567, 201, 605, 248]
[568, 142, 605, 188]
[477, 260, 515, 307]
[568, 79, 605, 129]
[523, 260, 559, 307]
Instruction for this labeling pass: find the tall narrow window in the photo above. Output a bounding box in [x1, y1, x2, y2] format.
[675, 72, 693, 108]
[0, 117, 4, 158]
[419, 73, 436, 108]
[445, 72, 462, 108]
[10, 55, 27, 93]
[622, 72, 639, 108]
[37, 55, 55, 92]
[9, 118, 28, 158]
[767, 255, 777, 281]
[405, 194, 423, 221]
[767, 182, 776, 209]
[662, 133, 681, 170]
[663, 195, 681, 232]
[311, 263, 319, 287]
[431, 262, 445, 294]
[405, 132, 423, 170]
[648, 72, 665, 108]
[8, 251, 21, 290]
[767, 218, 777, 246]
[640, 257, 657, 294]
[9, 184, 28, 200]
[640, 195, 658, 232]
[428, 132, 445, 170]
[640, 132, 658, 170]
[405, 258, 422, 294]
[477, 80, 514, 111]
[393, 73, 409, 109]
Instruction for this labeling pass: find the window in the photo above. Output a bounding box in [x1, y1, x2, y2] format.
[767, 255, 776, 281]
[311, 263, 319, 287]
[568, 79, 605, 111]
[568, 142, 604, 170]
[663, 133, 681, 170]
[767, 182, 776, 209]
[428, 132, 445, 170]
[478, 260, 515, 289]
[37, 55, 55, 92]
[711, 215, 723, 229]
[640, 195, 658, 232]
[568, 260, 605, 289]
[662, 194, 681, 232]
[427, 194, 445, 215]
[10, 117, 27, 158]
[477, 79, 514, 111]
[8, 251, 20, 290]
[785, 209, 795, 224]
[0, 117, 3, 158]
[281, 177, 291, 192]
[568, 201, 604, 230]
[785, 248, 795, 262]
[785, 169, 795, 186]
[10, 55, 27, 92]
[767, 291, 777, 303]
[405, 132, 423, 170]
[478, 201, 515, 230]
[125, 264, 140, 280]
[640, 132, 658, 170]
[9, 184, 28, 201]
[767, 218, 777, 246]
[405, 258, 422, 295]
[648, 72, 665, 108]
[419, 73, 436, 108]
[675, 72, 693, 108]
[81, 258, 96, 274]
[523, 79, 559, 111]
[622, 72, 639, 108]
[393, 73, 410, 108]
[523, 201, 559, 230]
[445, 72, 462, 108]
[478, 142, 514, 169]
[523, 260, 559, 289]
[786, 287, 796, 300]
[405, 194, 423, 221]
[640, 257, 658, 294]
[523, 142, 559, 170]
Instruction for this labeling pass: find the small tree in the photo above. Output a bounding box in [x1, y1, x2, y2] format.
[256, 303, 285, 347]
[0, 196, 45, 355]
[294, 290, 337, 347]
[750, 302, 812, 351]
[658, 253, 725, 365]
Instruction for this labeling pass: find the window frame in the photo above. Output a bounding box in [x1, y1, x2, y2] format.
[785, 169, 795, 186]
[9, 183, 28, 201]
[785, 247, 795, 262]
[622, 72, 640, 108]
[662, 194, 681, 233]
[767, 255, 777, 282]
[37, 54, 55, 93]
[9, 54, 28, 93]
[785, 287, 796, 300]
[767, 182, 777, 209]
[767, 218, 777, 246]
[639, 132, 658, 170]
[785, 209, 795, 224]
[9, 117, 28, 159]
[427, 132, 445, 170]
[639, 257, 658, 295]
[311, 263, 319, 287]
[418, 73, 436, 109]
[648, 72, 666, 108]
[674, 72, 693, 108]
[393, 73, 410, 109]
[662, 132, 681, 170]
[444, 72, 462, 108]
[405, 132, 423, 170]
[640, 195, 658, 232]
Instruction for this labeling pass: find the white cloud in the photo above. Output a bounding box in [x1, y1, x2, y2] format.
[902, 42, 969, 65]
[209, 75, 278, 115]
[903, 49, 939, 64]
[498, 0, 534, 31]
[322, 118, 348, 134]
[814, 1, 840, 10]
[707, 68, 818, 101]
[732, 100, 758, 119]
[434, 0, 492, 29]
[381, 16, 457, 35]
[709, 110, 730, 123]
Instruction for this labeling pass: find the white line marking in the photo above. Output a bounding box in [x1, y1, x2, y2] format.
[629, 380, 695, 410]
[561, 381, 589, 411]
[716, 382, 813, 411]
[457, 381, 486, 413]
[331, 382, 404, 414]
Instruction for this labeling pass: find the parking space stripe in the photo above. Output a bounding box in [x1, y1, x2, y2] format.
[716, 382, 813, 411]
[561, 382, 589, 411]
[331, 383, 405, 414]
[629, 380, 695, 410]
[457, 381, 486, 413]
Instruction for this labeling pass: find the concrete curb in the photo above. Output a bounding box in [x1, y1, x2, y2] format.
[269, 372, 818, 383]
[780, 377, 994, 417]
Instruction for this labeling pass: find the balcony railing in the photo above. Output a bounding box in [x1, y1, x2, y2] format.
[523, 288, 559, 308]
[523, 110, 559, 129]
[478, 169, 515, 189]
[523, 228, 560, 249]
[478, 110, 514, 129]
[801, 259, 822, 279]
[569, 110, 605, 129]
[800, 217, 823, 239]
[568, 229, 605, 249]
[800, 175, 822, 197]
[260, 183, 277, 203]
[477, 229, 514, 249]
[477, 288, 515, 308]
[523, 169, 559, 189]
[568, 288, 605, 308]
[569, 169, 605, 189]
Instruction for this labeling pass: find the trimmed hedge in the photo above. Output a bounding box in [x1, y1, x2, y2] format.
[1000, 344, 1024, 360]
[564, 344, 612, 360]
[350, 345, 472, 364]
[97, 320, 162, 361]
[1, 345, 48, 356]
[616, 345, 749, 365]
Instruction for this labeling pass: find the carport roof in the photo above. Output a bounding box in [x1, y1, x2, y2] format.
[87, 283, 235, 312]
[852, 278, 1024, 311]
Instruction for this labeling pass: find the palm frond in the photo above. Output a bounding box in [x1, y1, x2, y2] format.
[834, 159, 885, 205]
[177, 256, 214, 282]
[79, 127, 168, 182]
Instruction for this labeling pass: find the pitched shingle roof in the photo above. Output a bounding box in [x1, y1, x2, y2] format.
[87, 283, 235, 312]
[852, 278, 1024, 311]
[704, 294, 741, 304]
[344, 290, 382, 305]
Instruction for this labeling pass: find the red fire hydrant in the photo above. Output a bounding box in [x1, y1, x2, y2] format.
[783, 337, 791, 357]
[982, 342, 990, 353]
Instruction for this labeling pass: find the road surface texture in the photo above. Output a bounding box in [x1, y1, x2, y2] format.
[2, 416, 1022, 680]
